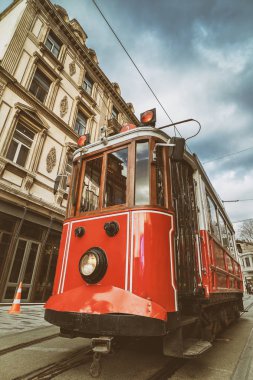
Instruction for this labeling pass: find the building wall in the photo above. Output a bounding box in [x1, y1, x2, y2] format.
[236, 241, 253, 289]
[0, 0, 138, 302]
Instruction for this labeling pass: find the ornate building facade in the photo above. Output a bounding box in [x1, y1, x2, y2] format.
[236, 241, 253, 289]
[0, 0, 138, 302]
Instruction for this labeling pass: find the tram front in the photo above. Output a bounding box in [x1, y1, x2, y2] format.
[45, 125, 178, 341]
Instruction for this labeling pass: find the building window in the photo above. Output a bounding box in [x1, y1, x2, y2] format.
[111, 106, 119, 120]
[45, 31, 62, 58]
[6, 123, 35, 167]
[63, 153, 73, 191]
[74, 111, 87, 136]
[245, 257, 251, 267]
[29, 69, 51, 103]
[83, 74, 93, 96]
[236, 243, 242, 253]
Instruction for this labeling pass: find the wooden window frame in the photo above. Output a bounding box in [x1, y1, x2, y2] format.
[67, 136, 172, 218]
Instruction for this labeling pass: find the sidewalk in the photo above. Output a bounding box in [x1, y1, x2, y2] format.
[0, 304, 51, 337]
[231, 294, 253, 380]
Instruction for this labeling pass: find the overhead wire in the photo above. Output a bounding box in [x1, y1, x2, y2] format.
[203, 146, 253, 164]
[91, 0, 193, 153]
[232, 218, 253, 224]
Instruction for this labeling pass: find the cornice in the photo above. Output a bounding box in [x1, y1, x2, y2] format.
[0, 180, 65, 218]
[35, 0, 139, 125]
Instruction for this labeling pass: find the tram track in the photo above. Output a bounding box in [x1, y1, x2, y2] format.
[12, 347, 92, 380]
[0, 333, 59, 356]
[147, 358, 186, 380]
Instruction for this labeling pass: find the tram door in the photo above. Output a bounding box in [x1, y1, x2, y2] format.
[171, 160, 198, 298]
[3, 238, 40, 301]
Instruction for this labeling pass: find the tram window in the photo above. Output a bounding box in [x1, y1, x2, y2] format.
[104, 148, 128, 207]
[135, 141, 150, 205]
[206, 195, 220, 241]
[227, 229, 236, 256]
[156, 147, 165, 207]
[218, 212, 229, 249]
[81, 157, 102, 212]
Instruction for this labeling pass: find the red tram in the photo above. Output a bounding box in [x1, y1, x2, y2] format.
[45, 111, 243, 372]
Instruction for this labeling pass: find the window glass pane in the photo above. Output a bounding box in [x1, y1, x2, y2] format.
[0, 233, 11, 278]
[7, 140, 18, 161]
[207, 195, 220, 240]
[16, 124, 35, 140]
[16, 145, 29, 166]
[67, 161, 80, 216]
[135, 141, 150, 205]
[14, 131, 33, 147]
[156, 147, 165, 207]
[23, 242, 39, 283]
[45, 39, 53, 50]
[75, 112, 87, 135]
[9, 240, 26, 282]
[218, 213, 228, 248]
[228, 229, 235, 255]
[29, 70, 51, 103]
[45, 32, 61, 57]
[104, 148, 128, 207]
[111, 107, 118, 119]
[63, 154, 73, 190]
[80, 157, 102, 212]
[0, 214, 15, 232]
[20, 221, 43, 241]
[83, 76, 93, 95]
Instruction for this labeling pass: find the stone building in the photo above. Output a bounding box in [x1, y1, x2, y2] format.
[0, 0, 138, 302]
[236, 241, 253, 288]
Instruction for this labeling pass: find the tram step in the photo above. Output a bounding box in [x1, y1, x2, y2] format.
[183, 339, 212, 358]
[180, 316, 199, 327]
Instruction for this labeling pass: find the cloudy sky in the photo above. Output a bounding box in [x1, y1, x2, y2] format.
[1, 0, 253, 232]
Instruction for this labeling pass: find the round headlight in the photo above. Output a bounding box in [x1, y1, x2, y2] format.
[80, 253, 97, 276]
[79, 247, 108, 284]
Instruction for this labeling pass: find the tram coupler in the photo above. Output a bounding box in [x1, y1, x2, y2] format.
[90, 337, 114, 377]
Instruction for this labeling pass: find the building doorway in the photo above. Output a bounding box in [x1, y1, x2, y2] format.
[3, 238, 40, 301]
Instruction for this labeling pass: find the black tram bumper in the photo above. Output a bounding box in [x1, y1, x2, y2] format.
[45, 309, 167, 338]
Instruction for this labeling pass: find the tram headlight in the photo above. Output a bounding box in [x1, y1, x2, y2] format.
[80, 253, 97, 276]
[79, 247, 108, 284]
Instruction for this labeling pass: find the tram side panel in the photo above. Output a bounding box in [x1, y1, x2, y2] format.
[194, 171, 243, 298]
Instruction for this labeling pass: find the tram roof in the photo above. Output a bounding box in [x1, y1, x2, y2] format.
[73, 126, 170, 159]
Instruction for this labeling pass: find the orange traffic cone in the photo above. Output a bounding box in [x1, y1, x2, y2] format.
[8, 282, 22, 314]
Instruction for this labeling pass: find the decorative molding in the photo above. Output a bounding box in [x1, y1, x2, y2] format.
[60, 95, 68, 117]
[69, 61, 76, 76]
[23, 173, 35, 191]
[88, 49, 98, 64]
[107, 118, 122, 136]
[46, 147, 57, 173]
[38, 43, 64, 71]
[0, 156, 7, 176]
[33, 51, 62, 80]
[75, 96, 96, 117]
[55, 189, 65, 205]
[0, 79, 6, 99]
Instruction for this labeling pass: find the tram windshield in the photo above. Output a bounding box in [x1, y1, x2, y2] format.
[68, 138, 167, 217]
[104, 148, 128, 207]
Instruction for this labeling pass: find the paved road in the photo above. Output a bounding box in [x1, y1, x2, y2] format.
[0, 296, 253, 379]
